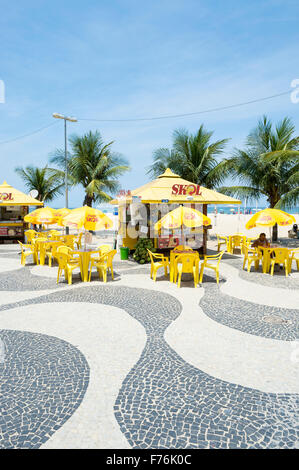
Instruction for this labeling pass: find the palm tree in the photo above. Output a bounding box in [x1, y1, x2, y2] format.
[219, 116, 299, 240]
[147, 126, 230, 188]
[15, 165, 64, 202]
[50, 130, 130, 207]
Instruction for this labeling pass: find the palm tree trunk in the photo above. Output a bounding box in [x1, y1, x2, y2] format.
[272, 223, 278, 242]
[83, 194, 93, 207]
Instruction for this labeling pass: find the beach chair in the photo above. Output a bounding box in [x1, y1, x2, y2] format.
[147, 249, 169, 281]
[242, 244, 262, 272]
[199, 251, 225, 284]
[174, 253, 199, 288]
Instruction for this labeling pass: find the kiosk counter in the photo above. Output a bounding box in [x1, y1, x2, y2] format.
[0, 181, 43, 244]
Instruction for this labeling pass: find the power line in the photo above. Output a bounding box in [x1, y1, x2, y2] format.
[77, 90, 291, 122]
[0, 121, 58, 145]
[0, 89, 292, 145]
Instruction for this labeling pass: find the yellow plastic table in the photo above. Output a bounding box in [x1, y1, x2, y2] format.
[72, 248, 101, 282]
[259, 245, 292, 274]
[37, 240, 61, 266]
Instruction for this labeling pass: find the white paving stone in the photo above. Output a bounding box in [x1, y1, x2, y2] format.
[219, 262, 299, 309]
[0, 256, 21, 273]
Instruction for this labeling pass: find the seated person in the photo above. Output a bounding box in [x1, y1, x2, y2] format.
[288, 224, 298, 238]
[251, 233, 270, 248]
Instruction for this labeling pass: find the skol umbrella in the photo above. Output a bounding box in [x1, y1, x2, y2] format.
[246, 208, 295, 229]
[24, 206, 56, 225]
[155, 205, 211, 231]
[61, 205, 113, 230]
[52, 208, 72, 226]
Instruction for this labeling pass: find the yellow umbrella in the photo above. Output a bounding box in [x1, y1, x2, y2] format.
[61, 206, 113, 230]
[246, 208, 295, 229]
[52, 208, 72, 226]
[24, 206, 56, 225]
[155, 205, 211, 231]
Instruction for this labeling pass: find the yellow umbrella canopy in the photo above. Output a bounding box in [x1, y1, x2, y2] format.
[155, 205, 211, 231]
[24, 206, 56, 225]
[52, 208, 72, 226]
[246, 208, 295, 229]
[61, 206, 113, 230]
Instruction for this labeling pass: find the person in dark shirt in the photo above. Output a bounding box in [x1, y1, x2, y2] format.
[251, 233, 270, 248]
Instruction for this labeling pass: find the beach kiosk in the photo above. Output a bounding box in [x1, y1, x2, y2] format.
[110, 169, 241, 253]
[0, 181, 43, 244]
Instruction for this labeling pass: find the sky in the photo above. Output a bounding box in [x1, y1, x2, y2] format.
[0, 0, 299, 207]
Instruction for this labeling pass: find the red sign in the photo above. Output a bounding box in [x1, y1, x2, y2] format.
[86, 215, 99, 223]
[171, 184, 201, 196]
[0, 192, 13, 201]
[158, 236, 179, 249]
[117, 190, 131, 198]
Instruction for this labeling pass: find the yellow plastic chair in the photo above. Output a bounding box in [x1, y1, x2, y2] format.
[90, 244, 112, 262]
[216, 235, 228, 252]
[174, 253, 199, 288]
[55, 251, 80, 285]
[269, 248, 291, 277]
[242, 244, 262, 272]
[24, 229, 38, 243]
[18, 241, 35, 266]
[147, 249, 169, 281]
[290, 248, 299, 271]
[229, 235, 246, 254]
[74, 232, 83, 249]
[32, 237, 47, 264]
[199, 251, 225, 284]
[88, 249, 117, 282]
[48, 230, 61, 239]
[45, 242, 63, 267]
[63, 235, 76, 249]
[57, 245, 79, 262]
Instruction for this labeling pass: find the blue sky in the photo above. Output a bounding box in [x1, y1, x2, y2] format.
[0, 0, 299, 207]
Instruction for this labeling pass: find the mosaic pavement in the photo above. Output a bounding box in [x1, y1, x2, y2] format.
[223, 256, 299, 290]
[0, 248, 298, 449]
[0, 329, 89, 449]
[0, 281, 298, 449]
[200, 283, 299, 341]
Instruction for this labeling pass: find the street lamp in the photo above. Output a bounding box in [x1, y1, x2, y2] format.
[52, 113, 77, 234]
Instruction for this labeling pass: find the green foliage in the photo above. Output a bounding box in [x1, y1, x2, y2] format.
[133, 238, 155, 264]
[50, 130, 130, 206]
[15, 165, 64, 202]
[147, 126, 229, 188]
[218, 116, 299, 210]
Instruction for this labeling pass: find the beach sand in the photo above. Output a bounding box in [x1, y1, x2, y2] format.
[209, 212, 299, 239]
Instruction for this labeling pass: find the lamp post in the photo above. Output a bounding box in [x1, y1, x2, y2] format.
[52, 113, 77, 234]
